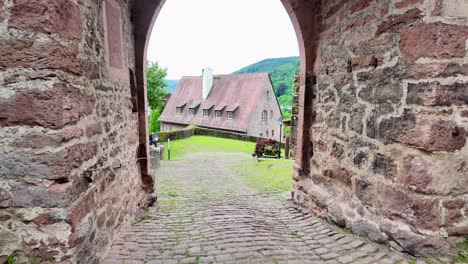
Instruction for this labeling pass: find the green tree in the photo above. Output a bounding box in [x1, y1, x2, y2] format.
[146, 61, 168, 132]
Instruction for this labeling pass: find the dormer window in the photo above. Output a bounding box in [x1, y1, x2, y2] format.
[226, 105, 238, 120]
[203, 109, 209, 117]
[176, 107, 183, 115]
[215, 110, 221, 118]
[189, 108, 195, 115]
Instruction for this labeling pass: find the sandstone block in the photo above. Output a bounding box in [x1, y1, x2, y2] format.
[0, 182, 70, 208]
[443, 0, 468, 17]
[0, 83, 95, 129]
[9, 0, 82, 40]
[380, 224, 448, 256]
[351, 220, 387, 243]
[376, 8, 424, 35]
[443, 199, 465, 226]
[404, 63, 468, 79]
[0, 38, 82, 75]
[400, 22, 468, 61]
[0, 0, 4, 21]
[372, 154, 397, 180]
[407, 81, 468, 106]
[401, 155, 432, 193]
[379, 112, 466, 152]
[351, 0, 374, 13]
[0, 142, 97, 180]
[379, 186, 440, 231]
[395, 0, 423, 9]
[323, 167, 353, 188]
[351, 55, 378, 69]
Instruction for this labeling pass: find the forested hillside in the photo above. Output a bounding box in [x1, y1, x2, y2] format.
[164, 79, 179, 93]
[233, 56, 300, 118]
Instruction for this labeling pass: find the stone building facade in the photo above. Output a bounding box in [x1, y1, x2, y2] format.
[159, 73, 283, 141]
[0, 0, 466, 262]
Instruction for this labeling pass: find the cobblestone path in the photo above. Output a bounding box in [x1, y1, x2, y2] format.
[103, 153, 425, 264]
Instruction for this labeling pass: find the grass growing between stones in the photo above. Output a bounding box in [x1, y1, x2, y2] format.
[452, 237, 468, 263]
[162, 136, 256, 160]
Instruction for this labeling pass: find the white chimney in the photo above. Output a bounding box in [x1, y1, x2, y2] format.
[202, 68, 213, 99]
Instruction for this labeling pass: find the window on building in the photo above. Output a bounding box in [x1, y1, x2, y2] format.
[227, 111, 234, 119]
[189, 108, 195, 115]
[215, 110, 221, 118]
[270, 110, 273, 120]
[176, 107, 182, 115]
[203, 109, 209, 117]
[272, 130, 274, 137]
[267, 91, 270, 98]
[261, 110, 267, 124]
[266, 131, 269, 138]
[260, 133, 263, 137]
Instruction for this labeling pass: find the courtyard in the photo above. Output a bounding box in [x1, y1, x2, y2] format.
[103, 136, 424, 264]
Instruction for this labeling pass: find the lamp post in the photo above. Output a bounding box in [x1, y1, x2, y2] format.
[278, 116, 283, 159]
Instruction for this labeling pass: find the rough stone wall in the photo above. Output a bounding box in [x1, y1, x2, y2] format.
[0, 0, 149, 263]
[293, 0, 468, 256]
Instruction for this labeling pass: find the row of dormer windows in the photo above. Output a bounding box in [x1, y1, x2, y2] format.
[177, 107, 234, 119]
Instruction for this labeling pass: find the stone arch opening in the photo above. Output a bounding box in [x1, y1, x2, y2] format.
[132, 0, 319, 173]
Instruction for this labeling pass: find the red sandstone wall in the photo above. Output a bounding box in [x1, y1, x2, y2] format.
[0, 0, 148, 262]
[293, 0, 468, 256]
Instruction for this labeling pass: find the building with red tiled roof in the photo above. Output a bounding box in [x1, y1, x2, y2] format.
[159, 70, 283, 140]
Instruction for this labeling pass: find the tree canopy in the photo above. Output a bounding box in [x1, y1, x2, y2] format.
[147, 61, 168, 132]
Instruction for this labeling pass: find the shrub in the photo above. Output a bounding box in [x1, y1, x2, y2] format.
[253, 139, 279, 157]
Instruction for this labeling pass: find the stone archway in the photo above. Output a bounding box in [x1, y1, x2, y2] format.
[131, 0, 319, 173]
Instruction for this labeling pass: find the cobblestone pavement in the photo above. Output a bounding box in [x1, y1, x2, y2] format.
[103, 153, 430, 264]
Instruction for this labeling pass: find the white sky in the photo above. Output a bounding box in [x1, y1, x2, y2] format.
[146, 0, 299, 80]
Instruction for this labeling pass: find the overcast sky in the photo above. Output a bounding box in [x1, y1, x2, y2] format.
[146, 0, 299, 80]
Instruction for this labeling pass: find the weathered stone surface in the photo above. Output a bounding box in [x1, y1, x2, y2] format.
[446, 226, 468, 236]
[407, 82, 468, 106]
[328, 204, 346, 227]
[0, 83, 95, 129]
[403, 63, 468, 79]
[379, 186, 440, 230]
[355, 178, 376, 207]
[394, 0, 423, 9]
[379, 112, 466, 152]
[372, 154, 397, 180]
[0, 0, 4, 21]
[443, 0, 468, 17]
[0, 182, 70, 208]
[358, 67, 403, 104]
[351, 55, 378, 69]
[351, 0, 374, 13]
[376, 8, 424, 36]
[381, 224, 448, 256]
[85, 122, 103, 138]
[0, 142, 97, 180]
[431, 0, 443, 16]
[323, 167, 353, 188]
[351, 220, 387, 243]
[400, 22, 468, 61]
[401, 155, 432, 193]
[32, 211, 70, 225]
[9, 0, 82, 40]
[443, 199, 465, 226]
[0, 39, 82, 74]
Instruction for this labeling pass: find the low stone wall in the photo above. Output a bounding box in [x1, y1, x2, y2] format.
[158, 127, 261, 143]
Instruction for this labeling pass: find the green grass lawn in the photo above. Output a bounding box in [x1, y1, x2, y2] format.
[229, 158, 293, 195]
[162, 135, 255, 160]
[160, 135, 293, 195]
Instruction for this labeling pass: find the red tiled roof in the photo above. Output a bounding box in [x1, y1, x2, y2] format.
[159, 73, 272, 133]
